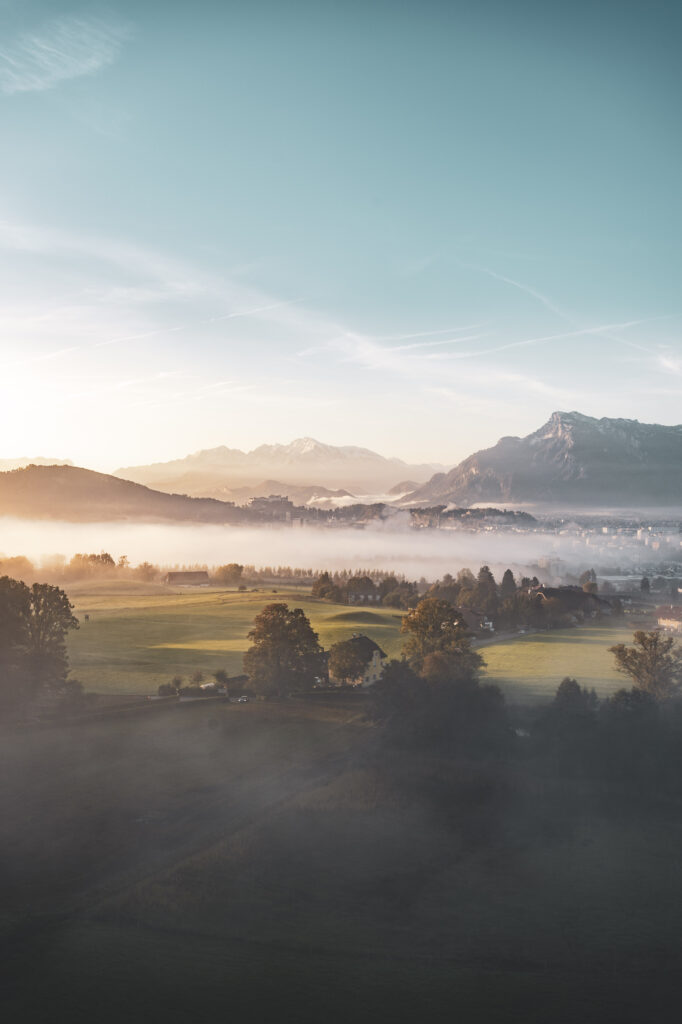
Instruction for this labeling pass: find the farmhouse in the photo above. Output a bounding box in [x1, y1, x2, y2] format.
[457, 608, 495, 633]
[657, 606, 682, 632]
[345, 576, 381, 605]
[164, 571, 210, 586]
[529, 585, 612, 618]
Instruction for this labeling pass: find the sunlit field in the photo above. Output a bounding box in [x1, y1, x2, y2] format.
[481, 625, 635, 700]
[66, 581, 635, 699]
[66, 581, 404, 693]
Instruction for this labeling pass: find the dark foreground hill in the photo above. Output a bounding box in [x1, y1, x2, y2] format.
[0, 464, 244, 523]
[3, 701, 682, 1024]
[406, 411, 682, 508]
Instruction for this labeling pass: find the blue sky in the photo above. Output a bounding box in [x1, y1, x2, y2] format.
[0, 0, 680, 470]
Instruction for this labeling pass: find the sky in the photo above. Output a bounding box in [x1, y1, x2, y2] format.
[0, 0, 680, 472]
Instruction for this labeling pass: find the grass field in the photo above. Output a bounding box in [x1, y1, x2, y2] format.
[481, 624, 634, 700]
[66, 581, 404, 693]
[66, 581, 636, 699]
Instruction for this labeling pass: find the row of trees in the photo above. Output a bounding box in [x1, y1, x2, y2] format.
[240, 596, 486, 697]
[237, 594, 682, 761]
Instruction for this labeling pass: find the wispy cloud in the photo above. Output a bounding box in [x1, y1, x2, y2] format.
[461, 318, 661, 358]
[0, 14, 130, 95]
[467, 261, 660, 357]
[466, 263, 571, 323]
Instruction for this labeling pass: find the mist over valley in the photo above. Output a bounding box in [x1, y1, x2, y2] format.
[1, 514, 678, 581]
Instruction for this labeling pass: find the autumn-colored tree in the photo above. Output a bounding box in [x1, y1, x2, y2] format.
[328, 637, 373, 685]
[244, 603, 323, 697]
[401, 597, 483, 681]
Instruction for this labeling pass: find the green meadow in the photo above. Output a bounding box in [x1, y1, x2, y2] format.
[66, 580, 634, 699]
[481, 625, 634, 700]
[66, 581, 404, 693]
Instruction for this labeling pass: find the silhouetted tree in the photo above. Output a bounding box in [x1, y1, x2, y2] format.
[0, 577, 78, 709]
[500, 569, 516, 600]
[609, 630, 682, 701]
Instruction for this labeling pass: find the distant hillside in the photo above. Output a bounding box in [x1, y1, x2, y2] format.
[0, 465, 244, 523]
[0, 457, 73, 472]
[405, 412, 682, 508]
[115, 438, 448, 497]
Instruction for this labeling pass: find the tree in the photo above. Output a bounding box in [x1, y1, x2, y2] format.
[640, 576, 651, 595]
[243, 603, 323, 697]
[609, 630, 682, 701]
[213, 668, 230, 688]
[0, 577, 78, 708]
[134, 561, 158, 582]
[214, 563, 244, 586]
[312, 571, 332, 596]
[579, 569, 597, 585]
[500, 569, 516, 600]
[311, 571, 343, 602]
[370, 659, 426, 722]
[328, 638, 373, 685]
[24, 583, 79, 690]
[401, 597, 483, 680]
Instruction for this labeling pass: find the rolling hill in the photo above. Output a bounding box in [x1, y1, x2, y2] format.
[0, 465, 244, 523]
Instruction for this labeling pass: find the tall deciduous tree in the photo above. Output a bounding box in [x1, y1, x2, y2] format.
[328, 638, 372, 685]
[214, 563, 244, 586]
[401, 597, 483, 681]
[244, 603, 323, 697]
[0, 576, 79, 708]
[24, 583, 79, 690]
[609, 630, 682, 701]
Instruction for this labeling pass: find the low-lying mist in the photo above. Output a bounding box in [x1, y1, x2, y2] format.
[0, 516, 661, 579]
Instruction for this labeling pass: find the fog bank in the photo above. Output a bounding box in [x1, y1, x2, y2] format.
[0, 517, 667, 580]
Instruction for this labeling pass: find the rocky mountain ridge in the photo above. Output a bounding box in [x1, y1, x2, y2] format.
[404, 412, 682, 508]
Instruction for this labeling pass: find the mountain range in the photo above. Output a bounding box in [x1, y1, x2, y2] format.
[404, 412, 682, 508]
[2, 413, 681, 521]
[114, 438, 446, 498]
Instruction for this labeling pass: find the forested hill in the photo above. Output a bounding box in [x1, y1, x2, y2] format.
[404, 412, 682, 508]
[0, 465, 245, 523]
